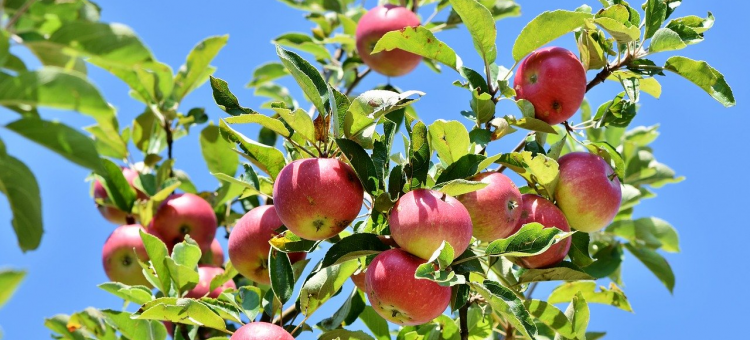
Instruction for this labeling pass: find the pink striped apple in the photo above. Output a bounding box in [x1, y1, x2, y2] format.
[150, 193, 217, 252]
[515, 194, 571, 269]
[457, 172, 523, 242]
[101, 224, 151, 287]
[356, 5, 422, 77]
[185, 265, 236, 299]
[200, 238, 225, 267]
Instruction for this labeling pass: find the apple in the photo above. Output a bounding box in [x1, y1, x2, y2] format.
[365, 249, 451, 326]
[273, 158, 364, 241]
[514, 46, 587, 125]
[200, 238, 225, 267]
[389, 189, 472, 260]
[228, 205, 307, 285]
[515, 194, 571, 269]
[555, 152, 622, 232]
[101, 224, 151, 287]
[185, 265, 237, 299]
[151, 193, 217, 252]
[351, 271, 366, 292]
[457, 172, 523, 242]
[356, 5, 422, 77]
[93, 167, 146, 225]
[231, 322, 294, 340]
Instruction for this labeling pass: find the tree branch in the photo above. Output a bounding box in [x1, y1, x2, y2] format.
[4, 0, 36, 31]
[164, 119, 174, 160]
[345, 68, 372, 96]
[459, 303, 469, 340]
[273, 305, 298, 326]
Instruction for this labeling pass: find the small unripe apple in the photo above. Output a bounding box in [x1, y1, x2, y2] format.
[93, 167, 146, 225]
[101, 224, 151, 287]
[151, 193, 217, 252]
[231, 322, 294, 340]
[228, 205, 307, 285]
[389, 189, 472, 260]
[457, 172, 523, 242]
[514, 46, 587, 125]
[273, 158, 364, 241]
[555, 152, 622, 232]
[200, 238, 225, 267]
[515, 194, 571, 269]
[185, 265, 236, 299]
[356, 5, 422, 77]
[365, 249, 451, 326]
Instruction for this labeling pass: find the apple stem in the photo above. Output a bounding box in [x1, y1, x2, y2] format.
[125, 215, 136, 225]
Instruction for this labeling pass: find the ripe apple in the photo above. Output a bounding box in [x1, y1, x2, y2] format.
[273, 158, 364, 241]
[200, 238, 225, 267]
[185, 265, 237, 299]
[514, 46, 587, 125]
[93, 167, 146, 225]
[515, 194, 571, 269]
[351, 271, 366, 291]
[389, 189, 472, 260]
[151, 193, 217, 252]
[231, 322, 294, 340]
[365, 249, 451, 326]
[457, 172, 523, 242]
[228, 205, 307, 285]
[356, 5, 422, 77]
[101, 224, 151, 287]
[555, 152, 622, 232]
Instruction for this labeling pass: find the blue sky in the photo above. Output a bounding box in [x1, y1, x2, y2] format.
[1, 0, 748, 339]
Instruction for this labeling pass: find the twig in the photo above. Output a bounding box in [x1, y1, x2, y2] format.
[497, 136, 529, 173]
[4, 0, 36, 31]
[411, 0, 419, 13]
[459, 303, 469, 340]
[525, 282, 538, 299]
[345, 68, 372, 96]
[272, 305, 298, 325]
[164, 119, 174, 160]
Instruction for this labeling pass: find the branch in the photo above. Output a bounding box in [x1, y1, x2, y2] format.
[459, 303, 469, 340]
[4, 0, 36, 31]
[164, 119, 174, 160]
[273, 305, 298, 326]
[345, 68, 372, 96]
[411, 0, 419, 13]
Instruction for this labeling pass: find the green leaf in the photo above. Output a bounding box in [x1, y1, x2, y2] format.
[274, 32, 331, 61]
[200, 297, 243, 324]
[607, 217, 679, 252]
[101, 310, 167, 340]
[435, 154, 486, 184]
[518, 262, 595, 284]
[565, 292, 590, 340]
[568, 232, 594, 268]
[663, 56, 735, 107]
[200, 124, 239, 177]
[137, 298, 227, 331]
[209, 76, 255, 115]
[269, 231, 320, 253]
[269, 250, 295, 304]
[219, 119, 286, 180]
[471, 90, 495, 124]
[373, 26, 462, 71]
[91, 60, 173, 106]
[100, 159, 137, 212]
[345, 90, 423, 148]
[247, 62, 289, 87]
[274, 107, 315, 143]
[471, 280, 537, 338]
[173, 35, 228, 102]
[358, 306, 390, 340]
[236, 286, 263, 321]
[583, 141, 625, 180]
[0, 151, 42, 252]
[524, 299, 576, 339]
[649, 28, 687, 53]
[224, 112, 290, 138]
[624, 243, 675, 293]
[644, 0, 668, 39]
[435, 179, 488, 197]
[450, 0, 497, 64]
[668, 12, 715, 34]
[98, 282, 153, 305]
[299, 261, 359, 316]
[45, 314, 87, 340]
[594, 17, 641, 43]
[406, 121, 431, 189]
[276, 45, 331, 118]
[428, 120, 470, 165]
[512, 10, 593, 61]
[321, 233, 390, 268]
[139, 229, 171, 293]
[335, 139, 378, 193]
[49, 22, 153, 66]
[318, 289, 366, 331]
[0, 269, 25, 308]
[319, 329, 375, 340]
[164, 258, 199, 294]
[485, 223, 573, 257]
[548, 281, 633, 312]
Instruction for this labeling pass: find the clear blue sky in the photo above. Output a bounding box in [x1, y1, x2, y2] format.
[1, 1, 748, 339]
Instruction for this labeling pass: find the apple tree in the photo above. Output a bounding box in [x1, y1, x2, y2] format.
[0, 0, 736, 339]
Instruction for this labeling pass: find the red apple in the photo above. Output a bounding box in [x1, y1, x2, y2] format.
[94, 167, 146, 225]
[200, 238, 225, 267]
[389, 189, 472, 260]
[101, 224, 151, 287]
[185, 265, 236, 299]
[151, 193, 217, 252]
[457, 172, 523, 242]
[365, 249, 451, 326]
[555, 152, 622, 232]
[351, 271, 366, 291]
[228, 205, 307, 285]
[231, 322, 294, 340]
[514, 46, 587, 125]
[273, 158, 364, 241]
[356, 5, 422, 77]
[515, 194, 571, 269]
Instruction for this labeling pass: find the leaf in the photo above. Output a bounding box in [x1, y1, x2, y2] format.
[317, 289, 366, 331]
[299, 261, 359, 316]
[247, 62, 289, 87]
[0, 269, 25, 308]
[358, 306, 390, 340]
[269, 231, 320, 253]
[624, 243, 675, 293]
[0, 151, 42, 252]
[236, 286, 263, 320]
[276, 45, 331, 118]
[406, 121, 431, 189]
[663, 56, 735, 107]
[548, 281, 633, 312]
[518, 262, 595, 284]
[139, 229, 171, 293]
[485, 223, 573, 257]
[274, 107, 315, 142]
[435, 154, 486, 184]
[219, 120, 286, 180]
[200, 298, 243, 324]
[100, 159, 137, 212]
[102, 310, 167, 340]
[209, 76, 254, 115]
[98, 282, 153, 305]
[594, 17, 640, 43]
[524, 299, 576, 339]
[471, 280, 537, 338]
[321, 233, 390, 268]
[428, 120, 470, 165]
[669, 12, 715, 34]
[583, 141, 625, 180]
[274, 32, 332, 61]
[644, 0, 668, 39]
[49, 22, 153, 66]
[607, 217, 679, 252]
[173, 35, 228, 102]
[345, 90, 423, 147]
[335, 139, 378, 193]
[269, 250, 295, 304]
[435, 179, 488, 197]
[512, 10, 593, 61]
[319, 329, 375, 340]
[137, 298, 227, 331]
[164, 258, 199, 294]
[450, 0, 497, 64]
[565, 292, 590, 340]
[373, 26, 462, 71]
[568, 232, 594, 268]
[200, 124, 239, 177]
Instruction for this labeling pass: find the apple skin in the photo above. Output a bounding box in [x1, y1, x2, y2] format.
[515, 194, 571, 269]
[389, 189, 472, 260]
[351, 271, 366, 291]
[228, 205, 307, 285]
[231, 322, 295, 340]
[151, 193, 217, 252]
[273, 158, 364, 241]
[356, 5, 422, 77]
[514, 46, 587, 125]
[457, 172, 523, 242]
[365, 249, 451, 326]
[555, 152, 622, 232]
[101, 224, 151, 287]
[200, 238, 225, 267]
[94, 167, 146, 225]
[185, 266, 237, 299]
